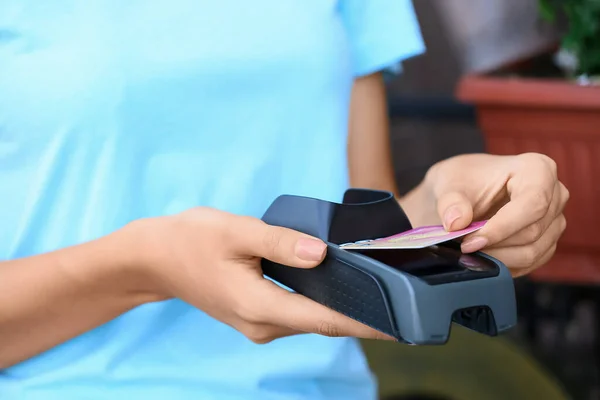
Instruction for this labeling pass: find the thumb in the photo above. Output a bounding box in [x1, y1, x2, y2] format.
[436, 191, 474, 231]
[240, 219, 327, 268]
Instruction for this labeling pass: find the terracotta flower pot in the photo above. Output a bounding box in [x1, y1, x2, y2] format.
[456, 54, 600, 285]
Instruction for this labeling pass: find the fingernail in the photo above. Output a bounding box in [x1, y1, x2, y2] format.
[295, 238, 327, 261]
[444, 206, 462, 231]
[461, 236, 488, 253]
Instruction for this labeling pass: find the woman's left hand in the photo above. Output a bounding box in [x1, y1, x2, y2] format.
[400, 153, 569, 277]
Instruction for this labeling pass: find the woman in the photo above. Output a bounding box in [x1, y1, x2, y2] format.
[0, 1, 567, 399]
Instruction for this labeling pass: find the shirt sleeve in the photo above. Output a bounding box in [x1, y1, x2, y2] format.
[339, 0, 426, 77]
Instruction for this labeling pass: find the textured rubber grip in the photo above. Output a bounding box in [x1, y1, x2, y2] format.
[262, 252, 398, 338]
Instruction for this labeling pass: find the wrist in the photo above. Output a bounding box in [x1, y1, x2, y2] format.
[109, 219, 174, 303]
[398, 178, 439, 228]
[58, 222, 171, 308]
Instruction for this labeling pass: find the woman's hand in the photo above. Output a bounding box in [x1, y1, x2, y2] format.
[0, 206, 392, 369]
[400, 153, 569, 277]
[131, 208, 392, 343]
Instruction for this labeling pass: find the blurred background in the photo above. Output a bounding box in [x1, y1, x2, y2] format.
[365, 0, 600, 399]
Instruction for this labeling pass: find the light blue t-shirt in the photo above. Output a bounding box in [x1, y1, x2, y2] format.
[0, 1, 424, 399]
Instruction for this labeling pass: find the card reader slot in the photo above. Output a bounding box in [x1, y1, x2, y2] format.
[350, 245, 499, 285]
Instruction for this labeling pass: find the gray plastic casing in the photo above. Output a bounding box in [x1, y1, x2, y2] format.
[261, 188, 518, 345]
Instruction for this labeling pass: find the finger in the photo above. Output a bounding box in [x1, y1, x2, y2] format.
[461, 180, 555, 253]
[257, 279, 395, 341]
[235, 321, 306, 344]
[511, 243, 557, 278]
[481, 182, 565, 248]
[234, 218, 327, 268]
[436, 190, 474, 231]
[482, 214, 565, 270]
[460, 156, 558, 252]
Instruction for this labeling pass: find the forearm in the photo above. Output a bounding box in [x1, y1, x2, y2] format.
[347, 72, 399, 196]
[0, 225, 157, 368]
[347, 73, 441, 227]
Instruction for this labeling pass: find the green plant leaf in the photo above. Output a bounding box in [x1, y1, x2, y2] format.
[538, 0, 557, 21]
[551, 0, 600, 76]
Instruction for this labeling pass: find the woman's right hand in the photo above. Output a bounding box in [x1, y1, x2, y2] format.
[126, 207, 392, 344]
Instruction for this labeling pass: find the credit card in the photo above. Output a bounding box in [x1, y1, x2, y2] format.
[340, 220, 487, 250]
